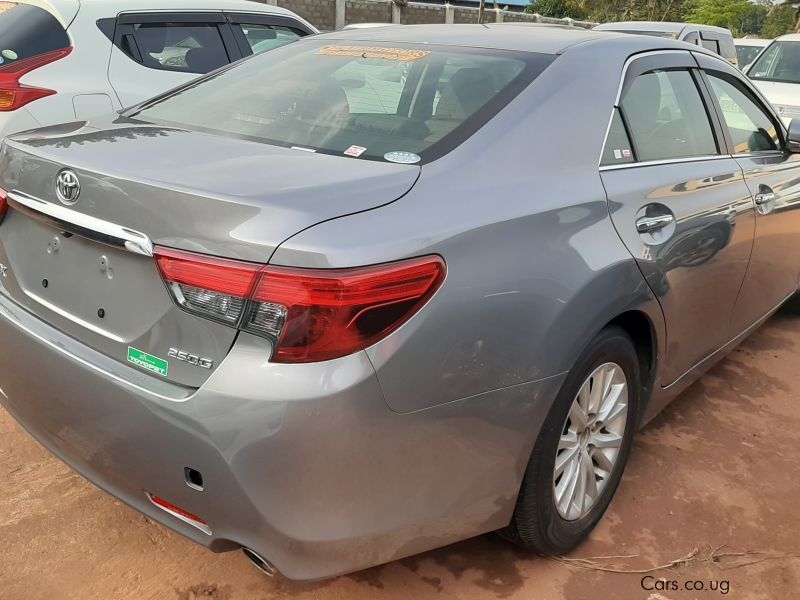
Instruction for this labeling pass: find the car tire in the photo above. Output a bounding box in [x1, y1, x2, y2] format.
[499, 325, 640, 554]
[782, 291, 800, 314]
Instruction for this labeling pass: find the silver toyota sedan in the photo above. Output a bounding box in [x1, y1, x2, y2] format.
[1, 24, 799, 580]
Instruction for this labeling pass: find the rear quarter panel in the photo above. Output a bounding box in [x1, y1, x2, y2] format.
[271, 43, 667, 415]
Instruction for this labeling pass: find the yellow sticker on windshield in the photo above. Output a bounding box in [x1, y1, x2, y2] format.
[318, 46, 430, 62]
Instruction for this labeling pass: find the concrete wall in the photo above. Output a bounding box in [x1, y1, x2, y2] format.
[251, 0, 595, 31]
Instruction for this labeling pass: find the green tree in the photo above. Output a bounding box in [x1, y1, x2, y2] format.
[762, 3, 797, 38]
[737, 3, 769, 36]
[684, 0, 758, 36]
[547, 0, 689, 23]
[525, 0, 587, 19]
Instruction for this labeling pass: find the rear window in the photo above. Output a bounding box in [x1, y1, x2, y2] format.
[121, 22, 229, 74]
[749, 41, 800, 84]
[0, 2, 70, 63]
[239, 23, 303, 55]
[131, 40, 554, 164]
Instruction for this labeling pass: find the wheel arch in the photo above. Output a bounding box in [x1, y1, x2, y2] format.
[606, 310, 659, 426]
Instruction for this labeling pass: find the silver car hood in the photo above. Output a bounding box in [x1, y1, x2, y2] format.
[0, 119, 421, 262]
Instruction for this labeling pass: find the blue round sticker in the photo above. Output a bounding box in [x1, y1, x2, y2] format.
[384, 151, 421, 164]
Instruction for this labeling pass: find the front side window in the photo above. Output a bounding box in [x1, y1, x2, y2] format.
[238, 23, 302, 55]
[621, 69, 717, 162]
[133, 41, 554, 163]
[748, 41, 800, 84]
[0, 2, 70, 62]
[736, 45, 764, 69]
[706, 72, 779, 153]
[123, 22, 229, 74]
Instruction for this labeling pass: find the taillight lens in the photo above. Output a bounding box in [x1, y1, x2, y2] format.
[0, 48, 72, 112]
[154, 247, 446, 363]
[251, 259, 446, 362]
[0, 186, 8, 224]
[154, 247, 260, 325]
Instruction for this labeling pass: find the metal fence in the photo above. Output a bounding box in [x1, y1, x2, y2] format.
[252, 0, 597, 31]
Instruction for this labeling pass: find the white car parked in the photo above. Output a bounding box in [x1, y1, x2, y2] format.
[745, 34, 800, 125]
[0, 0, 316, 138]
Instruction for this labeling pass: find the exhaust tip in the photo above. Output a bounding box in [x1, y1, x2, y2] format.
[242, 548, 277, 577]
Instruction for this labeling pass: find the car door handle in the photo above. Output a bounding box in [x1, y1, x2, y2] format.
[636, 214, 675, 234]
[754, 191, 775, 205]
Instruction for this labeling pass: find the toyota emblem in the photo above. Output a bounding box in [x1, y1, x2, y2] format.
[55, 169, 81, 205]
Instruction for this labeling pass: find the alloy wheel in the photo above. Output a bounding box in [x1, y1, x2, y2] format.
[553, 362, 629, 521]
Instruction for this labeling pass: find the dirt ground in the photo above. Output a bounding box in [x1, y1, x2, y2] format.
[3, 310, 800, 600]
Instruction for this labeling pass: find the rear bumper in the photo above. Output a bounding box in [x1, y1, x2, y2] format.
[0, 292, 564, 580]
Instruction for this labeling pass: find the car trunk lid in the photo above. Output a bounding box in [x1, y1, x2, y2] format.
[0, 120, 420, 386]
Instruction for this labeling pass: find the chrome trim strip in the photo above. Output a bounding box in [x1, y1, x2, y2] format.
[22, 290, 126, 343]
[599, 154, 728, 171]
[8, 190, 154, 257]
[613, 49, 689, 107]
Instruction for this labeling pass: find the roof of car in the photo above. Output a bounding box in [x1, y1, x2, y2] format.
[66, 0, 305, 20]
[776, 33, 800, 42]
[595, 21, 731, 35]
[317, 23, 662, 54]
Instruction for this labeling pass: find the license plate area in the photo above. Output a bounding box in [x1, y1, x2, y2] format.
[1, 211, 171, 343]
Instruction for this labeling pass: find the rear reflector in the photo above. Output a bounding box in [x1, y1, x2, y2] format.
[147, 493, 211, 535]
[0, 47, 72, 112]
[154, 247, 446, 363]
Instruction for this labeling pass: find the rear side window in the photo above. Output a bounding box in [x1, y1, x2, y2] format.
[121, 22, 230, 74]
[706, 72, 779, 153]
[701, 38, 721, 55]
[601, 109, 635, 166]
[683, 32, 700, 45]
[0, 2, 70, 63]
[621, 69, 718, 162]
[237, 23, 302, 55]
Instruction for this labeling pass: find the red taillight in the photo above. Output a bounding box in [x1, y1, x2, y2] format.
[0, 47, 72, 112]
[0, 187, 7, 223]
[253, 259, 446, 363]
[155, 247, 261, 325]
[154, 247, 446, 363]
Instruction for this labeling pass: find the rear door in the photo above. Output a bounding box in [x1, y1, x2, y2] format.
[225, 12, 313, 58]
[108, 12, 241, 107]
[696, 52, 800, 332]
[601, 51, 756, 385]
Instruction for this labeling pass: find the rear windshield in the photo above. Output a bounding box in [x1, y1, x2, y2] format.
[0, 2, 70, 64]
[132, 40, 554, 164]
[748, 41, 800, 84]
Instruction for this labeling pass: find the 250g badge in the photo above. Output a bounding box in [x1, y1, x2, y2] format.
[168, 347, 213, 369]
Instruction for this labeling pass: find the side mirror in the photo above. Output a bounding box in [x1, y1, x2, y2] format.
[788, 118, 800, 153]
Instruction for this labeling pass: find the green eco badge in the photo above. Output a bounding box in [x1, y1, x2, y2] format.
[127, 347, 169, 377]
